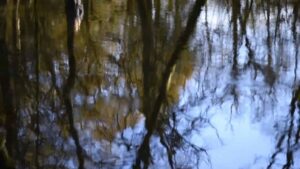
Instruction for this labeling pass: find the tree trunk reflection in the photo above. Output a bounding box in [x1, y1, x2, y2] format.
[134, 0, 207, 168]
[64, 0, 84, 168]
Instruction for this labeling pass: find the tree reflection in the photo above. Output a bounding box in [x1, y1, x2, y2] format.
[267, 85, 300, 169]
[134, 0, 207, 168]
[0, 1, 18, 168]
[64, 0, 85, 168]
[0, 0, 300, 168]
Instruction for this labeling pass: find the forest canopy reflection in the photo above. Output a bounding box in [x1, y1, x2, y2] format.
[0, 0, 300, 169]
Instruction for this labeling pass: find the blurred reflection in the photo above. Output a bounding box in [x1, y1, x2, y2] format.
[133, 1, 206, 168]
[64, 0, 85, 168]
[0, 1, 18, 169]
[0, 0, 299, 169]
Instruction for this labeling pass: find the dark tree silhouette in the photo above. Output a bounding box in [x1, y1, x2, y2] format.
[64, 0, 85, 168]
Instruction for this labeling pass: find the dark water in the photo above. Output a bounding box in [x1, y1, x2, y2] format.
[0, 0, 300, 169]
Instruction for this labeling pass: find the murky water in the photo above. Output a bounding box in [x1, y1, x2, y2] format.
[0, 0, 300, 169]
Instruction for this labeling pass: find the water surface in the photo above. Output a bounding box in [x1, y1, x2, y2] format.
[0, 0, 300, 169]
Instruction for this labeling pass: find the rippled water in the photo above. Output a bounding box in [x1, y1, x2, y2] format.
[0, 0, 300, 169]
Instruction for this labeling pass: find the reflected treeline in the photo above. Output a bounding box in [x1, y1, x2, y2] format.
[194, 0, 300, 168]
[0, 0, 300, 168]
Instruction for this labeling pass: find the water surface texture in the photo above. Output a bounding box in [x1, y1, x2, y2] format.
[0, 0, 300, 169]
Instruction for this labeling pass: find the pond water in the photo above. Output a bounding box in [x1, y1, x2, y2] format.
[0, 0, 300, 169]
